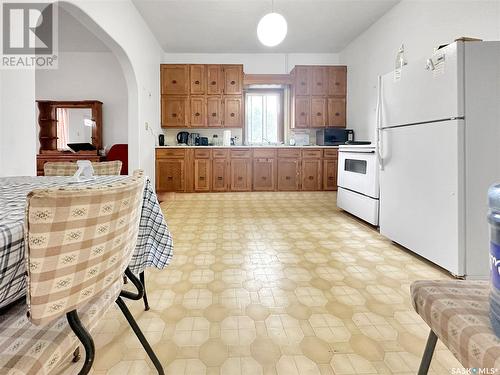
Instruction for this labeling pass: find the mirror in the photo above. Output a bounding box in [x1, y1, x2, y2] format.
[56, 108, 94, 150]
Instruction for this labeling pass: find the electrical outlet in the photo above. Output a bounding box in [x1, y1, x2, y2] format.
[145, 122, 149, 130]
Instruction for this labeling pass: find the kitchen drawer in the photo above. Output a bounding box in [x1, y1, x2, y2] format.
[253, 148, 276, 158]
[323, 149, 339, 159]
[278, 149, 301, 158]
[302, 149, 322, 158]
[230, 149, 251, 158]
[212, 149, 228, 158]
[156, 149, 186, 159]
[194, 149, 211, 159]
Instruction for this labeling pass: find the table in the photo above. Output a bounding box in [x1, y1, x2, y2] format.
[0, 176, 174, 309]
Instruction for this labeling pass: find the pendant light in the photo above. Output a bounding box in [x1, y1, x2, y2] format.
[257, 0, 287, 47]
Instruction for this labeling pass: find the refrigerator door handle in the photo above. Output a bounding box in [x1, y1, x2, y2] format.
[376, 75, 384, 170]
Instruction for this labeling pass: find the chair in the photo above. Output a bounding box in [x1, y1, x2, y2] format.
[106, 144, 128, 175]
[43, 161, 122, 176]
[0, 171, 164, 374]
[411, 280, 500, 375]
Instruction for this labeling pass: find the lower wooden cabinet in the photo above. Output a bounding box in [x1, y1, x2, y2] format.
[277, 159, 300, 191]
[253, 158, 276, 191]
[212, 159, 229, 191]
[323, 159, 338, 190]
[194, 159, 211, 191]
[301, 159, 322, 190]
[156, 159, 185, 192]
[230, 158, 252, 191]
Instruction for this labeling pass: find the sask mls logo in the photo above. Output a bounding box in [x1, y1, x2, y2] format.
[2, 2, 58, 69]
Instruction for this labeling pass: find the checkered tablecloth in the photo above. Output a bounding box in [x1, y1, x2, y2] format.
[0, 176, 174, 309]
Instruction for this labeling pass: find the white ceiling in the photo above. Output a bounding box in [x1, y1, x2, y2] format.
[132, 0, 400, 53]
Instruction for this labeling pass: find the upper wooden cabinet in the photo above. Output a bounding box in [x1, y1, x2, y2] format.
[207, 65, 224, 95]
[161, 96, 188, 127]
[294, 66, 311, 96]
[328, 66, 347, 96]
[291, 65, 347, 129]
[207, 97, 223, 127]
[161, 65, 189, 95]
[311, 67, 328, 96]
[223, 65, 243, 95]
[224, 96, 243, 127]
[190, 97, 206, 127]
[190, 65, 206, 95]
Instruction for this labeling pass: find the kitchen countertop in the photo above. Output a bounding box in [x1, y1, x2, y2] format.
[156, 145, 340, 149]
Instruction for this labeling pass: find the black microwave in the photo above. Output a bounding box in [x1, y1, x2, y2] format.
[316, 128, 354, 146]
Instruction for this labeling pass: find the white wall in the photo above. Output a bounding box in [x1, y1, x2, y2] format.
[340, 0, 500, 141]
[36, 52, 128, 148]
[162, 53, 340, 73]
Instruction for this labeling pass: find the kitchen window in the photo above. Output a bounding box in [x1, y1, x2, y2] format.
[245, 90, 283, 145]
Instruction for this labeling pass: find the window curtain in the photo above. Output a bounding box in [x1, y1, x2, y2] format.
[56, 108, 69, 150]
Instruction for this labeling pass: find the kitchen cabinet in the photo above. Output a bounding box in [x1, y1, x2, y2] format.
[311, 97, 327, 128]
[230, 158, 252, 191]
[328, 66, 347, 96]
[161, 96, 188, 127]
[161, 65, 189, 95]
[294, 97, 310, 128]
[311, 67, 328, 96]
[189, 65, 206, 95]
[327, 98, 346, 127]
[223, 65, 243, 95]
[190, 97, 206, 127]
[253, 149, 276, 191]
[277, 153, 300, 191]
[207, 65, 224, 95]
[194, 158, 211, 191]
[301, 159, 322, 190]
[156, 159, 185, 192]
[207, 97, 223, 127]
[294, 66, 311, 96]
[323, 148, 338, 191]
[224, 96, 243, 127]
[212, 159, 229, 191]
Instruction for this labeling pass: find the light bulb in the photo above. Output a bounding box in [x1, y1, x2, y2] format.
[257, 12, 287, 47]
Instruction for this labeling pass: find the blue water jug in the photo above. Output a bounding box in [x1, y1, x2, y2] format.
[488, 184, 500, 337]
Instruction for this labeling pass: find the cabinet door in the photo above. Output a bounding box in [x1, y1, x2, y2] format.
[207, 65, 223, 95]
[311, 97, 327, 128]
[161, 96, 188, 127]
[207, 97, 223, 127]
[230, 159, 252, 191]
[253, 158, 276, 191]
[190, 65, 206, 95]
[294, 97, 310, 128]
[224, 96, 243, 127]
[194, 159, 211, 191]
[277, 159, 300, 191]
[156, 159, 185, 192]
[328, 66, 347, 96]
[311, 66, 328, 95]
[301, 159, 322, 190]
[212, 159, 228, 191]
[327, 98, 346, 127]
[223, 65, 243, 94]
[190, 97, 206, 127]
[323, 159, 338, 191]
[294, 66, 311, 96]
[161, 65, 189, 95]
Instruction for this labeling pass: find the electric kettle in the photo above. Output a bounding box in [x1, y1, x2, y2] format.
[176, 131, 189, 145]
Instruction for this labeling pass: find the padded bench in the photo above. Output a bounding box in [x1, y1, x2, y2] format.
[411, 280, 500, 374]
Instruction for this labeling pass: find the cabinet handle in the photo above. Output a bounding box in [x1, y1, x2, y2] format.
[316, 112, 322, 116]
[317, 82, 322, 86]
[300, 112, 306, 116]
[238, 176, 243, 180]
[230, 80, 236, 85]
[335, 112, 340, 116]
[301, 82, 306, 86]
[285, 176, 291, 180]
[194, 80, 200, 84]
[211, 112, 217, 117]
[261, 176, 267, 180]
[230, 113, 235, 117]
[167, 176, 173, 180]
[171, 80, 177, 84]
[308, 176, 314, 180]
[335, 82, 340, 86]
[195, 112, 200, 117]
[217, 177, 223, 180]
[328, 177, 334, 180]
[199, 176, 205, 180]
[172, 113, 177, 118]
[211, 81, 216, 85]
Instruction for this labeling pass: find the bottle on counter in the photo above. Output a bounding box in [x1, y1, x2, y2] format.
[488, 183, 500, 337]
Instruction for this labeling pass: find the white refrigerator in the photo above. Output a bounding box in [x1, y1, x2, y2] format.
[378, 41, 500, 278]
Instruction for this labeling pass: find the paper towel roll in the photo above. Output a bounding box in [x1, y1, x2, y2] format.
[223, 130, 231, 146]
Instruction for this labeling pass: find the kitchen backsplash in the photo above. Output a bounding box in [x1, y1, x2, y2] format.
[161, 128, 243, 146]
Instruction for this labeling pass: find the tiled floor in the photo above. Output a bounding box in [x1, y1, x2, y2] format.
[65, 192, 464, 374]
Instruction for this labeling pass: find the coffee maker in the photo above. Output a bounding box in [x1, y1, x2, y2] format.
[189, 133, 200, 146]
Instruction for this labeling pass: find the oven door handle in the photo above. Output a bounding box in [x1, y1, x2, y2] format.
[339, 150, 375, 154]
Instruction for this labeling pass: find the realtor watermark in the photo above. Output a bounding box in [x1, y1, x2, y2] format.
[1, 1, 58, 69]
[451, 368, 499, 375]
